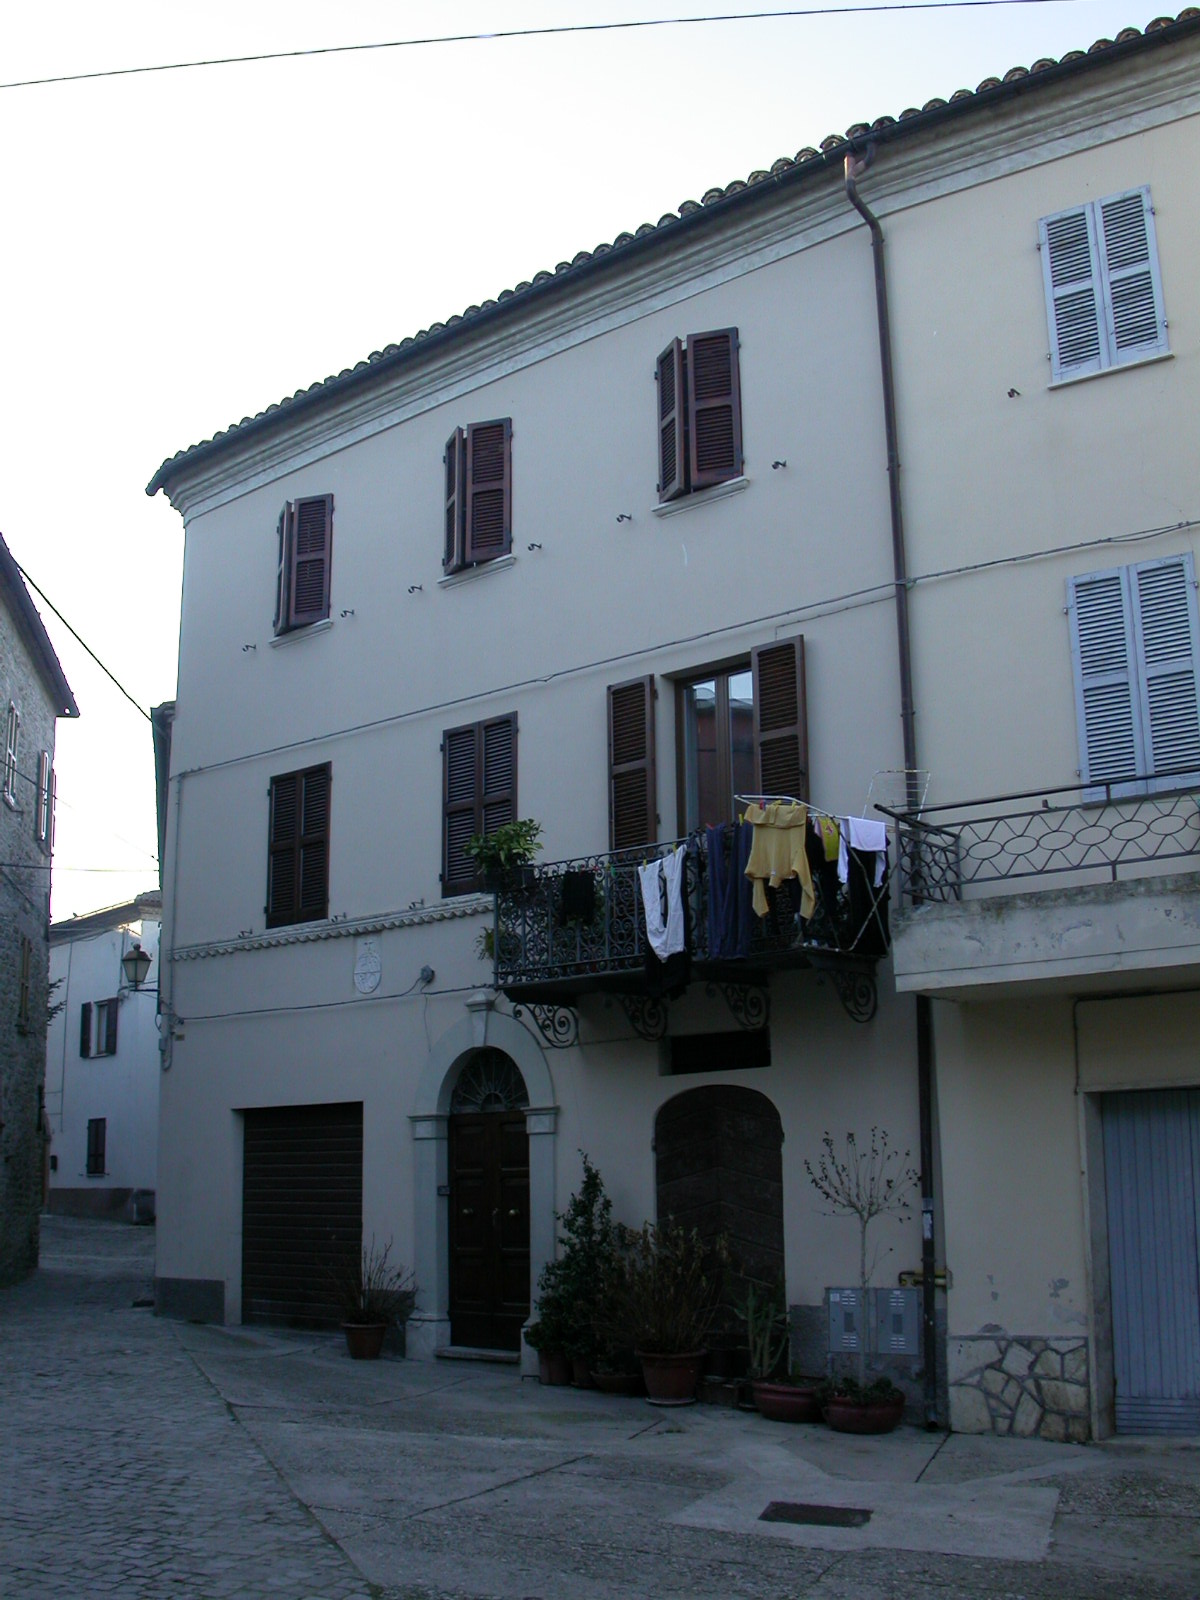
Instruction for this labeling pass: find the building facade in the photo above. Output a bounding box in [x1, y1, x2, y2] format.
[148, 13, 1200, 1433]
[0, 532, 78, 1283]
[45, 893, 162, 1220]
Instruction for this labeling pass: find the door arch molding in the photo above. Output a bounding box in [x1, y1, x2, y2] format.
[409, 994, 556, 1371]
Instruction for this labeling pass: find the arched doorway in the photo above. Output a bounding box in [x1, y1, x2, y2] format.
[448, 1049, 530, 1351]
[655, 1085, 785, 1373]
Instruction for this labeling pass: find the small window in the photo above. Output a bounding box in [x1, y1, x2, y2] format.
[441, 714, 517, 896]
[86, 1117, 107, 1177]
[17, 935, 31, 1033]
[656, 329, 742, 502]
[1068, 554, 1200, 792]
[34, 751, 53, 850]
[3, 702, 19, 805]
[444, 420, 513, 573]
[1040, 187, 1167, 383]
[267, 763, 332, 927]
[275, 494, 333, 633]
[79, 998, 119, 1058]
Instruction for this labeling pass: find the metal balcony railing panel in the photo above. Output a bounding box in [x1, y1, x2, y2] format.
[884, 775, 1200, 907]
[493, 832, 886, 993]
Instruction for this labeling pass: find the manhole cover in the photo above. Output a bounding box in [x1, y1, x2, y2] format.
[759, 1501, 872, 1528]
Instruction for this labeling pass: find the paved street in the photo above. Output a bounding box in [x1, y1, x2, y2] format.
[2, 1217, 1199, 1599]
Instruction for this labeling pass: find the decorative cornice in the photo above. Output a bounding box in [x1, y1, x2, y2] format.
[170, 896, 489, 961]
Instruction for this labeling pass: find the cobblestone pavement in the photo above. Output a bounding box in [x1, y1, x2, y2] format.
[2, 1217, 1199, 1599]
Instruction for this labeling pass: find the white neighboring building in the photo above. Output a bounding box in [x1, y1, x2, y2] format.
[45, 892, 162, 1220]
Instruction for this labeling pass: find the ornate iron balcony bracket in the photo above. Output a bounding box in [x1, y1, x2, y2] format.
[512, 1003, 580, 1049]
[704, 982, 769, 1031]
[612, 993, 669, 1041]
[807, 954, 878, 1024]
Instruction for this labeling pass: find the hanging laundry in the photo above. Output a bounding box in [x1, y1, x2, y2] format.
[638, 847, 687, 959]
[813, 813, 841, 863]
[743, 801, 815, 920]
[707, 821, 754, 959]
[838, 816, 889, 888]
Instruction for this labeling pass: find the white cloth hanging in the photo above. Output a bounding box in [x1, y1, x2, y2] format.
[638, 847, 687, 959]
[838, 816, 889, 887]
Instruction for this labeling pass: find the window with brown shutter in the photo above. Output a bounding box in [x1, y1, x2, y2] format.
[441, 714, 517, 895]
[444, 420, 512, 573]
[656, 329, 742, 503]
[674, 636, 806, 833]
[267, 763, 332, 927]
[608, 677, 657, 852]
[87, 1117, 107, 1177]
[274, 495, 333, 633]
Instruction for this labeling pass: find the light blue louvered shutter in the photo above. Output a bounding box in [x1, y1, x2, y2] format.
[1130, 555, 1200, 788]
[1041, 204, 1104, 381]
[1097, 188, 1168, 368]
[1068, 567, 1144, 790]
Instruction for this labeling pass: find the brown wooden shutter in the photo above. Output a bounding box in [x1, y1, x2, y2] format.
[608, 677, 657, 852]
[267, 772, 299, 925]
[752, 636, 807, 801]
[687, 328, 743, 490]
[444, 428, 465, 571]
[480, 715, 516, 838]
[465, 419, 512, 563]
[289, 495, 333, 627]
[443, 724, 480, 896]
[80, 1001, 92, 1058]
[104, 999, 119, 1056]
[656, 339, 686, 502]
[298, 764, 331, 919]
[274, 504, 292, 633]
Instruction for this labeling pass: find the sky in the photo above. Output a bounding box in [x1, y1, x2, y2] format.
[0, 0, 1157, 919]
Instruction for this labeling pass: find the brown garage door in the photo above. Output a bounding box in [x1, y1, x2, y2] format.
[242, 1102, 363, 1327]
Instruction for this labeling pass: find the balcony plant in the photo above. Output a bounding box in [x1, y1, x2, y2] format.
[464, 818, 543, 894]
[737, 1278, 822, 1423]
[327, 1238, 417, 1360]
[604, 1219, 729, 1404]
[804, 1127, 917, 1432]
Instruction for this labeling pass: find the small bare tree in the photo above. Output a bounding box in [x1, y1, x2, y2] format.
[804, 1129, 918, 1385]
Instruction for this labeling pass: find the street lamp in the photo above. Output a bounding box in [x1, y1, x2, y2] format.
[121, 940, 152, 990]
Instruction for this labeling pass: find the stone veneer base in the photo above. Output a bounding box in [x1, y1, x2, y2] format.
[949, 1334, 1090, 1441]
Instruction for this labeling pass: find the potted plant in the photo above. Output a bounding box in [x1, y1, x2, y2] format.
[737, 1279, 823, 1423]
[464, 818, 543, 894]
[328, 1238, 417, 1360]
[524, 1303, 573, 1385]
[605, 1220, 729, 1404]
[804, 1127, 917, 1432]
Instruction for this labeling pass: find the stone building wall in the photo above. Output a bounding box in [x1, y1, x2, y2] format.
[948, 1333, 1090, 1441]
[0, 609, 58, 1285]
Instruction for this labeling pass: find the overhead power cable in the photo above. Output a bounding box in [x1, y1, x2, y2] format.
[1, 0, 1082, 91]
[13, 560, 153, 723]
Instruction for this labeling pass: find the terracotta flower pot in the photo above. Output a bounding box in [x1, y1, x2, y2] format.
[538, 1351, 572, 1386]
[822, 1393, 906, 1433]
[571, 1356, 595, 1388]
[752, 1378, 823, 1424]
[637, 1350, 705, 1405]
[343, 1322, 388, 1360]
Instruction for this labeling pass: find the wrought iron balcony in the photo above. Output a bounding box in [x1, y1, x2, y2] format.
[490, 831, 888, 1026]
[882, 775, 1200, 907]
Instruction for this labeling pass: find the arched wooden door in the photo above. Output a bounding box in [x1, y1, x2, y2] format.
[655, 1085, 785, 1373]
[448, 1050, 530, 1351]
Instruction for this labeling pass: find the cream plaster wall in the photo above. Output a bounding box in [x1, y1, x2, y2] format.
[1076, 989, 1200, 1091]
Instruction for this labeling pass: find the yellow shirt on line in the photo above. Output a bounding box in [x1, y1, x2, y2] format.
[742, 801, 815, 920]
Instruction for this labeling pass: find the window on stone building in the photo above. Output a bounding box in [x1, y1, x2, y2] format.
[17, 935, 31, 1033]
[3, 701, 19, 805]
[34, 751, 53, 850]
[79, 998, 119, 1058]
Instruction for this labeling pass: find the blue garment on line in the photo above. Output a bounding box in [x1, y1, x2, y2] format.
[706, 821, 754, 960]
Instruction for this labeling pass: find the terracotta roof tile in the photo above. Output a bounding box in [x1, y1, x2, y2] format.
[148, 10, 1200, 494]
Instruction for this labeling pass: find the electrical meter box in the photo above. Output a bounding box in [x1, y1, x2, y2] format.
[873, 1286, 920, 1356]
[827, 1287, 866, 1353]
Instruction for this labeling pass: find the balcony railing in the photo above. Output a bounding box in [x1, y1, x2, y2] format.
[882, 776, 1200, 907]
[491, 830, 889, 1002]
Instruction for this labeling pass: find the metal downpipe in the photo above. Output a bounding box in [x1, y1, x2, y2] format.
[844, 148, 940, 1429]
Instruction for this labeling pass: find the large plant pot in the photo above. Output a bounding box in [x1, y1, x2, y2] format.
[637, 1350, 705, 1405]
[538, 1351, 572, 1386]
[571, 1356, 595, 1389]
[752, 1379, 823, 1424]
[343, 1322, 388, 1360]
[823, 1393, 906, 1434]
